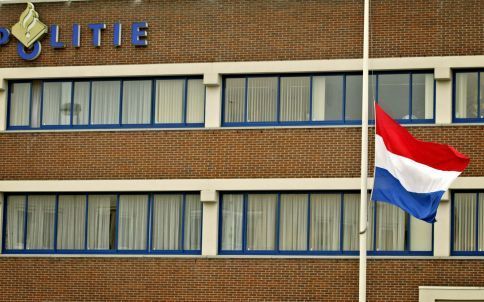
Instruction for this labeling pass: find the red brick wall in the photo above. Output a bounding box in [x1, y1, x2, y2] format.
[0, 257, 482, 301]
[0, 126, 482, 180]
[0, 0, 482, 67]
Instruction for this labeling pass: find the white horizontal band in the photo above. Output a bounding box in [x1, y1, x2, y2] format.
[0, 177, 481, 194]
[375, 134, 461, 193]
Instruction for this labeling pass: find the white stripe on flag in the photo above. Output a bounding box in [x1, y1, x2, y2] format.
[375, 134, 461, 194]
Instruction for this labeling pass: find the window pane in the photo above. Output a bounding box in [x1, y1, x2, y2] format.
[343, 194, 373, 251]
[184, 194, 202, 250]
[247, 194, 277, 251]
[91, 81, 121, 125]
[118, 194, 149, 250]
[280, 76, 310, 121]
[310, 193, 340, 251]
[6, 195, 26, 250]
[224, 78, 245, 123]
[345, 75, 362, 121]
[453, 193, 476, 251]
[42, 82, 72, 126]
[247, 77, 277, 122]
[367, 200, 375, 250]
[455, 73, 478, 119]
[31, 81, 42, 128]
[412, 74, 434, 120]
[73, 82, 90, 125]
[9, 82, 31, 126]
[378, 74, 410, 120]
[152, 194, 182, 251]
[479, 193, 484, 252]
[312, 76, 343, 121]
[26, 195, 56, 250]
[155, 79, 184, 123]
[480, 72, 484, 119]
[122, 80, 152, 124]
[368, 75, 377, 120]
[87, 194, 117, 250]
[410, 215, 432, 251]
[186, 79, 205, 123]
[376, 202, 406, 251]
[280, 194, 308, 251]
[342, 194, 358, 251]
[221, 194, 243, 251]
[57, 195, 86, 250]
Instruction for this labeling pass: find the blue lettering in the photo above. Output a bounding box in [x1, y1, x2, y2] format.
[131, 22, 148, 46]
[50, 25, 65, 48]
[72, 24, 81, 48]
[0, 28, 10, 45]
[88, 23, 106, 47]
[17, 41, 41, 61]
[114, 23, 122, 47]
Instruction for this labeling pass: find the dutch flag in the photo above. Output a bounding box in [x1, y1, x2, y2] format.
[371, 102, 470, 223]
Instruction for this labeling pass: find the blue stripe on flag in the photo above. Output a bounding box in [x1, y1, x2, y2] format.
[371, 167, 444, 223]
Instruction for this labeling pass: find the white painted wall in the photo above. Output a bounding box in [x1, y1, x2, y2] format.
[435, 78, 453, 124]
[434, 197, 451, 257]
[205, 86, 222, 128]
[0, 177, 482, 193]
[200, 190, 219, 256]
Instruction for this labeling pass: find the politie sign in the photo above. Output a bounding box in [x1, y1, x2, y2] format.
[0, 2, 148, 61]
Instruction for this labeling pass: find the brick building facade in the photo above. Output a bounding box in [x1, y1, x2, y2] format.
[0, 0, 483, 301]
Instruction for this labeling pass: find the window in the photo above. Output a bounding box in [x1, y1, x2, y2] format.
[151, 194, 202, 251]
[117, 195, 149, 250]
[452, 191, 484, 255]
[3, 193, 202, 254]
[42, 82, 72, 126]
[90, 81, 121, 125]
[87, 194, 117, 250]
[454, 70, 484, 122]
[377, 72, 434, 121]
[222, 71, 434, 126]
[219, 192, 433, 255]
[7, 77, 205, 130]
[122, 80, 152, 124]
[57, 195, 86, 250]
[26, 195, 56, 250]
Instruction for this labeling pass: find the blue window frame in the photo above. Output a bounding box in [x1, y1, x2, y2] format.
[221, 71, 435, 127]
[218, 192, 433, 256]
[6, 77, 205, 130]
[2, 192, 202, 255]
[453, 69, 484, 123]
[451, 191, 484, 255]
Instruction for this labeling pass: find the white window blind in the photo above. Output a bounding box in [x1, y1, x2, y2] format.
[57, 195, 86, 250]
[152, 194, 183, 251]
[280, 194, 308, 251]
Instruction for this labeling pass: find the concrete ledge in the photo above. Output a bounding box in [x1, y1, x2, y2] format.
[419, 286, 484, 302]
[434, 67, 452, 80]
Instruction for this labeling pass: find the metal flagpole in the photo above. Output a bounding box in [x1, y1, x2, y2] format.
[359, 0, 370, 301]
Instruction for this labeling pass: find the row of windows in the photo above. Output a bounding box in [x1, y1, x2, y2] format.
[219, 193, 432, 255]
[6, 70, 482, 129]
[3, 193, 202, 254]
[2, 191, 483, 255]
[223, 72, 435, 125]
[7, 78, 205, 129]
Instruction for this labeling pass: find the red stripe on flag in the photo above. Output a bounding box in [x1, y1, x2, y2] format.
[375, 102, 470, 172]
